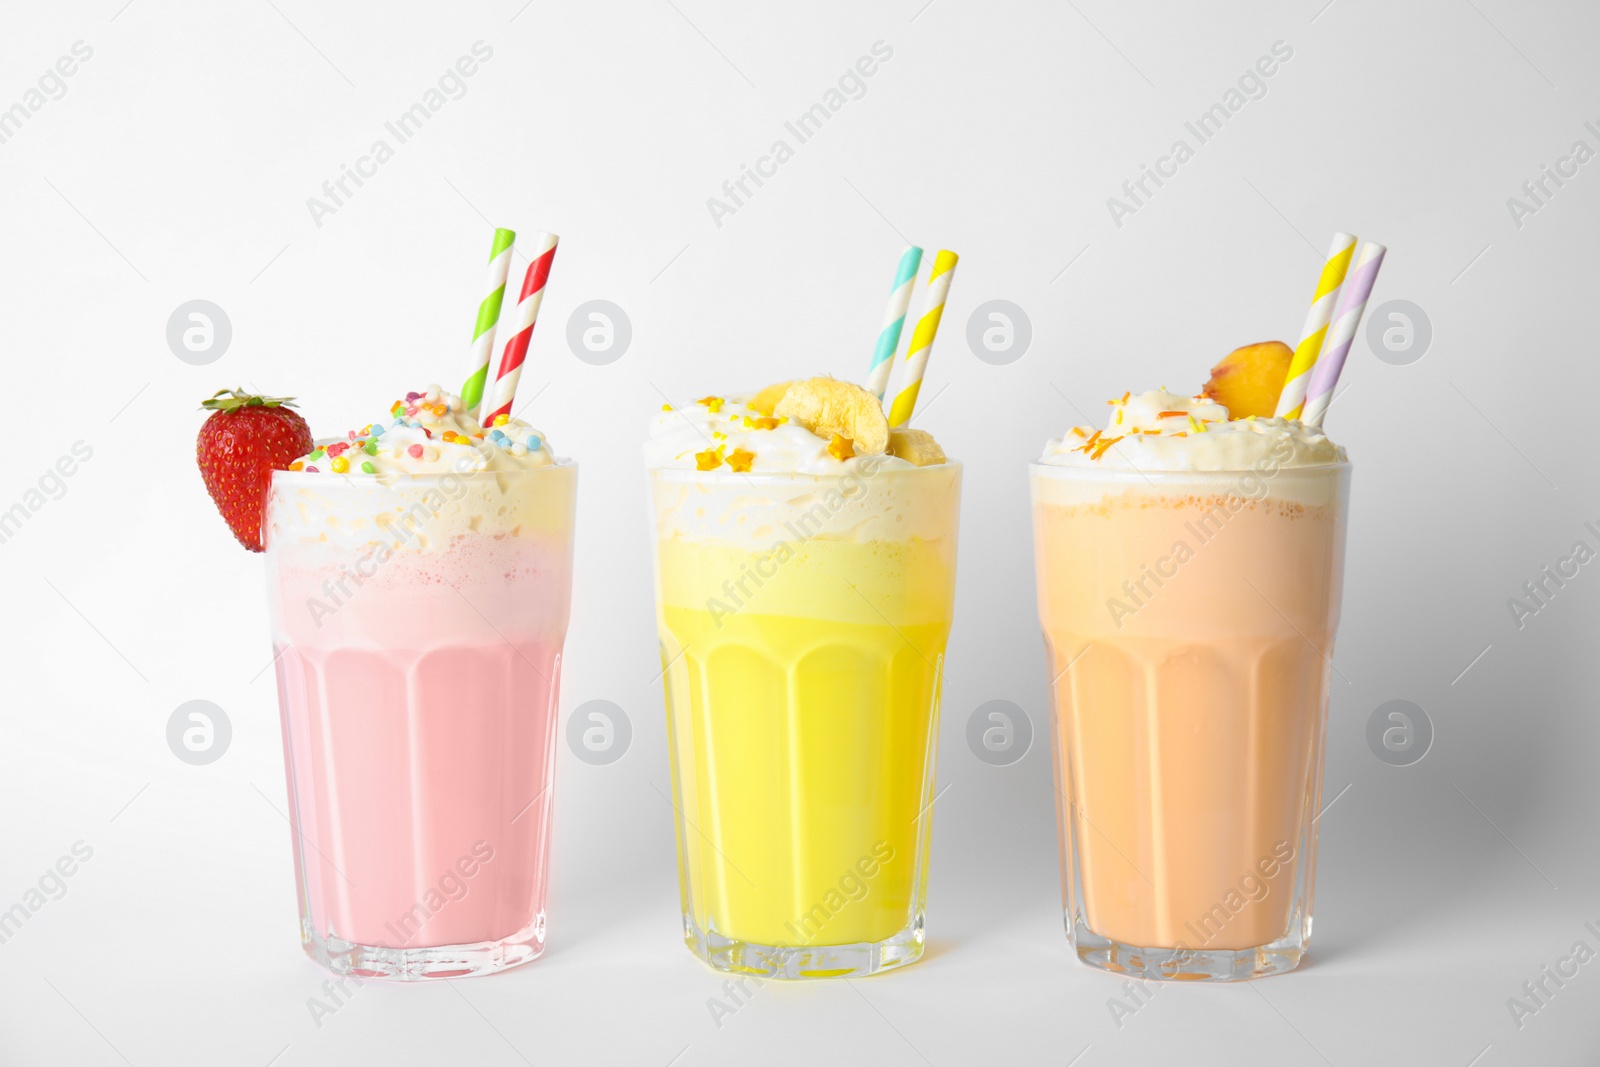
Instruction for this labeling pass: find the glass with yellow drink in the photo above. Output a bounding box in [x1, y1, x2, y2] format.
[646, 381, 959, 978]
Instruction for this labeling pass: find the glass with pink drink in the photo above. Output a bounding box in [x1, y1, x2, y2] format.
[1032, 385, 1349, 981]
[264, 386, 574, 980]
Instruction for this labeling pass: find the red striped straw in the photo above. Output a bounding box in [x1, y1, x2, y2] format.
[483, 232, 559, 426]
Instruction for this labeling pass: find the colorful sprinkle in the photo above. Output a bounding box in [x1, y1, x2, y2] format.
[371, 424, 384, 437]
[1091, 434, 1123, 460]
[695, 396, 725, 414]
[305, 465, 319, 473]
[361, 460, 375, 473]
[526, 434, 542, 450]
[364, 440, 378, 456]
[330, 456, 349, 473]
[408, 444, 424, 459]
[493, 413, 510, 427]
[405, 391, 422, 402]
[308, 449, 326, 462]
[827, 434, 855, 461]
[288, 461, 304, 472]
[695, 447, 724, 471]
[727, 448, 755, 473]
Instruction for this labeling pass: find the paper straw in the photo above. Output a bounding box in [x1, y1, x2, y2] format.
[887, 250, 958, 428]
[866, 245, 923, 401]
[460, 227, 516, 419]
[1275, 232, 1357, 420]
[483, 232, 559, 426]
[1301, 241, 1386, 428]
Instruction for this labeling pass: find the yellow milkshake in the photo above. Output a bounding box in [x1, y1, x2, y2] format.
[647, 380, 959, 978]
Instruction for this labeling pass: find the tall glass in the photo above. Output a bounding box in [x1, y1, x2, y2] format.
[264, 464, 576, 980]
[650, 459, 961, 978]
[1031, 461, 1350, 981]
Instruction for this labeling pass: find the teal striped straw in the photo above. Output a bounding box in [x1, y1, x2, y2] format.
[865, 245, 923, 402]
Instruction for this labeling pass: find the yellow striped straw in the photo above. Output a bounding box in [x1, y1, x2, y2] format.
[1275, 232, 1356, 420]
[887, 250, 959, 428]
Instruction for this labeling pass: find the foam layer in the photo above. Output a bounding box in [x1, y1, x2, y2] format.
[650, 461, 960, 550]
[1031, 460, 1347, 512]
[266, 464, 578, 556]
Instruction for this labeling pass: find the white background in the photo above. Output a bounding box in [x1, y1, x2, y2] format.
[2, 0, 1598, 1063]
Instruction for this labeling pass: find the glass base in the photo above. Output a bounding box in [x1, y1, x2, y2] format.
[683, 912, 924, 980]
[302, 914, 545, 981]
[1069, 916, 1306, 982]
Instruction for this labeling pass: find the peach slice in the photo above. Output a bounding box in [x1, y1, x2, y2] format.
[1201, 341, 1294, 419]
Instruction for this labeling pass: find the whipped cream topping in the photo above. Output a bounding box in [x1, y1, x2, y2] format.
[1040, 388, 1345, 471]
[644, 393, 916, 475]
[290, 385, 556, 477]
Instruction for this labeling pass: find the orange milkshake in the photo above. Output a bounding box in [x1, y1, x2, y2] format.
[1032, 381, 1349, 981]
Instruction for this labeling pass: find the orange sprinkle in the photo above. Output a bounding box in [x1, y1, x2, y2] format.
[1139, 429, 1161, 435]
[1090, 434, 1123, 460]
[1070, 427, 1087, 438]
[726, 448, 755, 473]
[1173, 431, 1189, 437]
[288, 460, 304, 471]
[1158, 410, 1188, 418]
[827, 434, 855, 461]
[742, 415, 780, 431]
[695, 447, 723, 471]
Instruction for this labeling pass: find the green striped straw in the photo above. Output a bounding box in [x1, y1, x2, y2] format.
[460, 227, 516, 418]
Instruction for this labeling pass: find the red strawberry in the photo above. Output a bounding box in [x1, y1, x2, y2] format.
[197, 389, 314, 552]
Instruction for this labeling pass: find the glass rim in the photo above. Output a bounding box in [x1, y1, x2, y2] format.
[270, 458, 577, 488]
[1028, 458, 1349, 482]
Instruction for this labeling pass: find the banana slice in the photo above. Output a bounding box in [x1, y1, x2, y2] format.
[887, 428, 946, 467]
[774, 376, 890, 455]
[747, 380, 793, 416]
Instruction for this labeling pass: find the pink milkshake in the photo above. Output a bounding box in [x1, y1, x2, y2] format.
[264, 387, 575, 979]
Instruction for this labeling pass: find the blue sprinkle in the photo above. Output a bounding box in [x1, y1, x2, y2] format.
[370, 424, 384, 437]
[526, 435, 542, 450]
